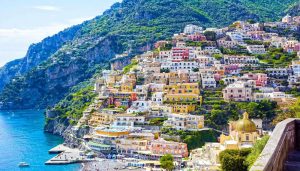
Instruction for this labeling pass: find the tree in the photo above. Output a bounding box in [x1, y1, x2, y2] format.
[160, 154, 175, 171]
[246, 135, 270, 169]
[219, 149, 251, 171]
[161, 68, 170, 73]
[213, 54, 223, 60]
[192, 68, 199, 72]
[204, 31, 217, 41]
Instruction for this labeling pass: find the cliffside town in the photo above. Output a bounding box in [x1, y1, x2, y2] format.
[45, 15, 300, 170]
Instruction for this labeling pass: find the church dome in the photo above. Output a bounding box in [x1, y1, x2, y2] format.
[235, 112, 257, 132]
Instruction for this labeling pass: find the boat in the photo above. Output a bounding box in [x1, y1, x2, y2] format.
[18, 162, 30, 167]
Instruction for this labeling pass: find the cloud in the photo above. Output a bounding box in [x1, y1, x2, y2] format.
[68, 17, 94, 24]
[0, 24, 67, 66]
[33, 5, 60, 12]
[0, 17, 94, 67]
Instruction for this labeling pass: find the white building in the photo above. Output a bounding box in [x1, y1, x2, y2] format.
[266, 68, 289, 78]
[291, 61, 300, 76]
[164, 114, 204, 130]
[184, 24, 203, 35]
[151, 92, 164, 105]
[127, 101, 150, 114]
[223, 55, 259, 66]
[201, 74, 217, 88]
[161, 60, 200, 72]
[246, 45, 266, 54]
[112, 115, 145, 128]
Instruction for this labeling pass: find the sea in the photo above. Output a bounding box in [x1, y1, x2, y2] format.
[0, 110, 80, 171]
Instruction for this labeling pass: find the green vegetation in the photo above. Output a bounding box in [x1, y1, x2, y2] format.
[149, 117, 168, 126]
[273, 97, 300, 124]
[246, 135, 270, 169]
[213, 54, 223, 60]
[161, 128, 219, 151]
[192, 68, 199, 72]
[219, 136, 270, 171]
[160, 68, 170, 73]
[257, 48, 298, 67]
[287, 87, 300, 97]
[244, 39, 264, 45]
[122, 60, 138, 74]
[160, 43, 173, 51]
[220, 46, 251, 55]
[50, 85, 97, 125]
[136, 77, 145, 85]
[186, 41, 202, 47]
[219, 148, 252, 171]
[160, 154, 175, 171]
[204, 31, 217, 41]
[202, 90, 278, 129]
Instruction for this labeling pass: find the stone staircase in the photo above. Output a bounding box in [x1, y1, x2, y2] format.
[285, 151, 300, 171]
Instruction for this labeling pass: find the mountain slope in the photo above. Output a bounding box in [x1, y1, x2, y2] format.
[0, 25, 82, 91]
[286, 2, 300, 16]
[0, 0, 298, 110]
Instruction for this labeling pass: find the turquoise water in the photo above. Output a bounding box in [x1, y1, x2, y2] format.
[0, 110, 80, 171]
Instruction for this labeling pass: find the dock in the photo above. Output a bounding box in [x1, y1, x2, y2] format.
[46, 144, 94, 165]
[48, 144, 71, 154]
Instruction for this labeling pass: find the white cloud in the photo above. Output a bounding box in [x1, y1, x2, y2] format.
[68, 17, 94, 24]
[0, 17, 94, 67]
[0, 25, 67, 66]
[33, 5, 60, 12]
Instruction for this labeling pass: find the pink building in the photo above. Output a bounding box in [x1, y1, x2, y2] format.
[172, 47, 190, 60]
[283, 41, 300, 53]
[188, 33, 206, 42]
[240, 73, 268, 87]
[224, 65, 240, 75]
[256, 74, 268, 87]
[223, 81, 253, 102]
[149, 139, 189, 158]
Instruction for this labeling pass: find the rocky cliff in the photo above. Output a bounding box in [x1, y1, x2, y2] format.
[0, 25, 82, 91]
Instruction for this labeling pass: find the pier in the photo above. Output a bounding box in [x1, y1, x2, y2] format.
[48, 144, 71, 154]
[46, 144, 94, 165]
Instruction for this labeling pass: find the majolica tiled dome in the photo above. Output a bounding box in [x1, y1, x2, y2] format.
[235, 112, 257, 132]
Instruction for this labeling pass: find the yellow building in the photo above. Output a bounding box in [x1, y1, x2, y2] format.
[164, 94, 199, 103]
[116, 133, 155, 153]
[171, 104, 196, 114]
[88, 112, 115, 127]
[121, 83, 134, 92]
[88, 108, 124, 127]
[169, 72, 189, 85]
[106, 72, 123, 87]
[164, 83, 200, 94]
[220, 112, 259, 149]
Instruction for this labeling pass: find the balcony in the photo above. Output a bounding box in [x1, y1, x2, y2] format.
[250, 119, 300, 171]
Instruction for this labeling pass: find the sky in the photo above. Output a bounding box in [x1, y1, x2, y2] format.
[0, 0, 121, 67]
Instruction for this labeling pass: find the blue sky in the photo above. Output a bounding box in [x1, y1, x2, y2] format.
[0, 0, 121, 66]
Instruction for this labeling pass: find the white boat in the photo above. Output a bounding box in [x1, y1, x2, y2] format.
[18, 162, 30, 167]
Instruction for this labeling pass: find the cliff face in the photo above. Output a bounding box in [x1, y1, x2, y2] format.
[0, 36, 116, 109]
[0, 25, 82, 91]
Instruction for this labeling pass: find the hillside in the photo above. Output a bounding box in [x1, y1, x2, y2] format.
[0, 0, 299, 109]
[0, 25, 82, 91]
[287, 2, 300, 16]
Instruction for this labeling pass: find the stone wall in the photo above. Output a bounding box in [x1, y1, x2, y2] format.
[250, 119, 299, 171]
